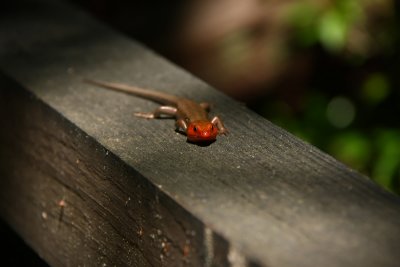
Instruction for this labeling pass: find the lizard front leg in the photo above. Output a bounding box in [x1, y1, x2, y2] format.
[211, 116, 228, 135]
[175, 118, 188, 133]
[134, 106, 177, 119]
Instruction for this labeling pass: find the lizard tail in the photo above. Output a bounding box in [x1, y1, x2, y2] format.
[83, 78, 179, 105]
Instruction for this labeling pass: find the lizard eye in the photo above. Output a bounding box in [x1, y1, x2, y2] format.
[211, 125, 214, 131]
[193, 126, 197, 132]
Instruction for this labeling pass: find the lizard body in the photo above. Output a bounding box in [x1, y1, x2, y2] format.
[84, 79, 227, 143]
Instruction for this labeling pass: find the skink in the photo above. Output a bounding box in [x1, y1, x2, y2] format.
[84, 79, 227, 143]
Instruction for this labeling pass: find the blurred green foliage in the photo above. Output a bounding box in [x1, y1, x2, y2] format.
[256, 0, 399, 194]
[259, 84, 400, 194]
[362, 73, 390, 105]
[373, 130, 400, 190]
[290, 0, 363, 52]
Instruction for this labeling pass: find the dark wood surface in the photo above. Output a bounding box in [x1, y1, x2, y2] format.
[1, 1, 400, 266]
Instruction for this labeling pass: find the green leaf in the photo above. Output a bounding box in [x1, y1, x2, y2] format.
[318, 10, 348, 52]
[328, 131, 371, 171]
[373, 130, 400, 191]
[361, 73, 390, 105]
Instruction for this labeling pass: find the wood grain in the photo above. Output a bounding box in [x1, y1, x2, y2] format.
[0, 1, 400, 266]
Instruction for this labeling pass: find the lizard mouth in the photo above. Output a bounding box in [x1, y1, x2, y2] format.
[187, 130, 217, 143]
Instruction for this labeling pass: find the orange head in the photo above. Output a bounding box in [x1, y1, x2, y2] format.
[186, 121, 218, 142]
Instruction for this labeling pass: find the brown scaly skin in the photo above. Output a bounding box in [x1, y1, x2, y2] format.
[84, 79, 227, 143]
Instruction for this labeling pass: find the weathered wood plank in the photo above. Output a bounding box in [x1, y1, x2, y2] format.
[0, 73, 230, 266]
[1, 0, 400, 267]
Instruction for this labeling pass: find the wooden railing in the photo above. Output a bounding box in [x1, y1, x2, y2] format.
[1, 1, 400, 266]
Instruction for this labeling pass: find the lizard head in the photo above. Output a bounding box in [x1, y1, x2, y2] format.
[187, 121, 218, 143]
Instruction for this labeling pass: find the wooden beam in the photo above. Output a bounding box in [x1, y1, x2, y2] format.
[1, 1, 400, 266]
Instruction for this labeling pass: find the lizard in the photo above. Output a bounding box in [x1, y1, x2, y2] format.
[84, 79, 227, 143]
